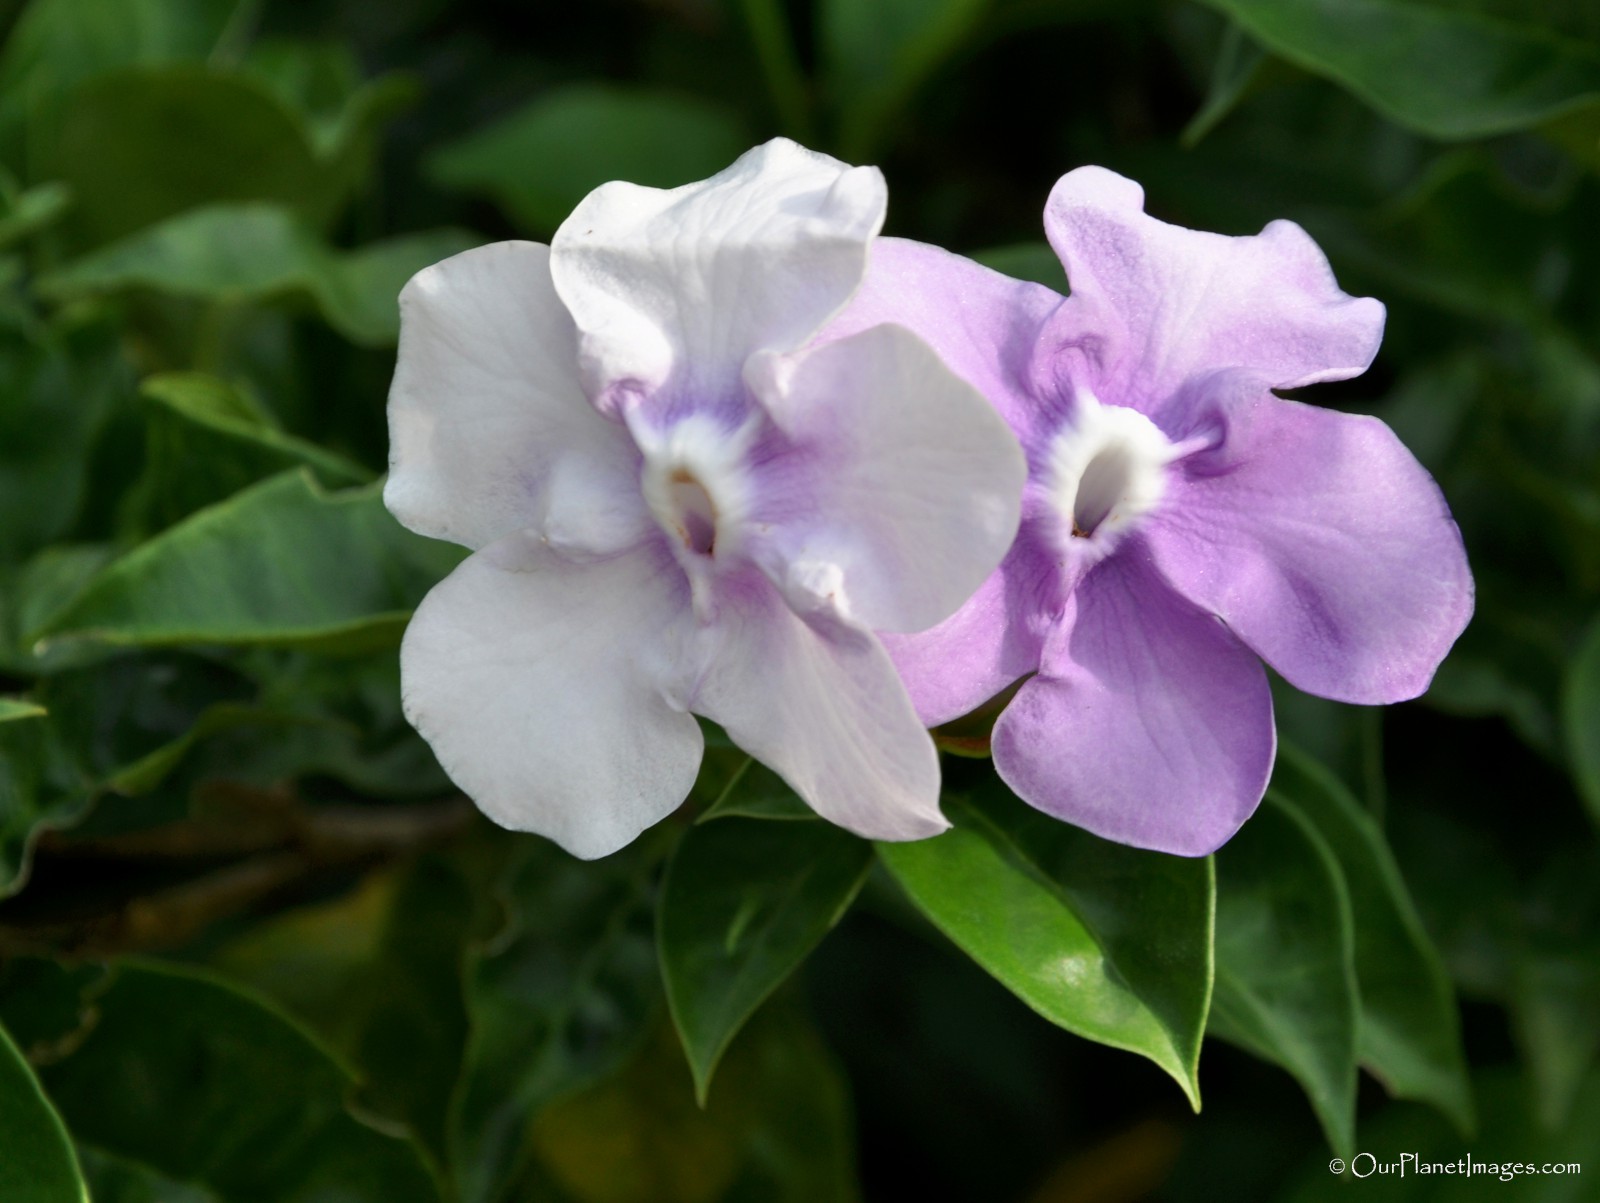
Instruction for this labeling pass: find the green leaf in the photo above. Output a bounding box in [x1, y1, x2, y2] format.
[40, 204, 477, 346]
[525, 1012, 860, 1203]
[659, 814, 871, 1102]
[1272, 745, 1474, 1134]
[1563, 615, 1600, 827]
[35, 469, 463, 654]
[878, 787, 1213, 1108]
[697, 757, 818, 823]
[1180, 20, 1268, 147]
[0, 180, 72, 250]
[0, 698, 47, 722]
[0, 707, 94, 898]
[968, 242, 1069, 294]
[38, 960, 440, 1203]
[128, 371, 370, 530]
[0, 1020, 86, 1203]
[1199, 0, 1600, 140]
[427, 84, 748, 235]
[821, 0, 989, 158]
[77, 1147, 219, 1203]
[452, 836, 666, 1203]
[1210, 795, 1358, 1159]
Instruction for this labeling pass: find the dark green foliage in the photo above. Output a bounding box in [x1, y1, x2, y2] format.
[0, 0, 1594, 1199]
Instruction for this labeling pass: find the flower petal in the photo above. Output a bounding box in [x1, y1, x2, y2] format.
[401, 532, 703, 860]
[692, 573, 947, 842]
[992, 546, 1274, 856]
[550, 138, 885, 410]
[386, 241, 647, 554]
[746, 323, 1026, 633]
[1040, 166, 1385, 407]
[824, 236, 1066, 447]
[1145, 392, 1473, 704]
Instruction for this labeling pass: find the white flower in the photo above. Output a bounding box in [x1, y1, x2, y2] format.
[386, 139, 1026, 859]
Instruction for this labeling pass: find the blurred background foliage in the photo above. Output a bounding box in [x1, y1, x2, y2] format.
[0, 0, 1598, 1200]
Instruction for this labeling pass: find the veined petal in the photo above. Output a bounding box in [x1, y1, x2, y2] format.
[550, 138, 885, 410]
[745, 324, 1026, 634]
[1145, 393, 1473, 704]
[1040, 166, 1385, 408]
[386, 241, 647, 554]
[824, 236, 1066, 447]
[692, 573, 947, 842]
[401, 532, 703, 860]
[992, 546, 1275, 857]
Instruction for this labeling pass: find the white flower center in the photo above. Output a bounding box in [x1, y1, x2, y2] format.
[1046, 391, 1174, 551]
[638, 414, 753, 562]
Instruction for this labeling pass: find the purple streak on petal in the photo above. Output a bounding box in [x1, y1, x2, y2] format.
[1037, 166, 1385, 417]
[690, 569, 947, 842]
[991, 541, 1275, 856]
[823, 236, 1067, 449]
[1145, 391, 1474, 704]
[400, 531, 702, 860]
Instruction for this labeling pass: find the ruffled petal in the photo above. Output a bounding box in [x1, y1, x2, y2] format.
[745, 324, 1026, 633]
[692, 573, 947, 842]
[386, 241, 647, 554]
[400, 532, 702, 860]
[550, 138, 884, 411]
[1040, 166, 1385, 409]
[823, 236, 1066, 447]
[991, 546, 1274, 856]
[1145, 392, 1473, 704]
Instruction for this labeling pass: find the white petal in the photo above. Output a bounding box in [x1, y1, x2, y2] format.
[401, 532, 702, 859]
[549, 138, 885, 409]
[691, 573, 947, 842]
[386, 240, 648, 553]
[746, 324, 1026, 633]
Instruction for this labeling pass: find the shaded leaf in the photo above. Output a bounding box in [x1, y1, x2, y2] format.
[428, 84, 748, 235]
[39, 960, 440, 1203]
[1201, 0, 1600, 140]
[659, 814, 870, 1101]
[968, 242, 1068, 294]
[1211, 796, 1359, 1158]
[698, 757, 817, 823]
[40, 205, 477, 346]
[1563, 615, 1600, 827]
[0, 1020, 86, 1203]
[36, 469, 463, 654]
[77, 1147, 219, 1203]
[451, 836, 665, 1203]
[878, 787, 1212, 1108]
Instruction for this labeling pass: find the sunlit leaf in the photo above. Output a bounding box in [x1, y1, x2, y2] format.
[879, 787, 1212, 1108]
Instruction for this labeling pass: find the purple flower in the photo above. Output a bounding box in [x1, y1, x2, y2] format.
[828, 166, 1474, 856]
[385, 139, 1026, 859]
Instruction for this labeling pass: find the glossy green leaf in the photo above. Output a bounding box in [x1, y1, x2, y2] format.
[0, 1020, 86, 1203]
[40, 205, 477, 346]
[427, 84, 748, 235]
[822, 0, 989, 158]
[879, 788, 1213, 1107]
[697, 757, 817, 823]
[452, 836, 665, 1203]
[1271, 745, 1475, 1133]
[36, 469, 463, 653]
[525, 1011, 859, 1203]
[659, 815, 871, 1102]
[1211, 796, 1358, 1158]
[1563, 615, 1600, 827]
[39, 960, 440, 1203]
[0, 698, 47, 722]
[1200, 0, 1600, 140]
